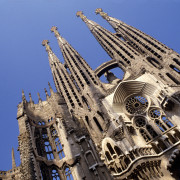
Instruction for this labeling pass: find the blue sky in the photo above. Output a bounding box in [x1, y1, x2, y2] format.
[0, 0, 179, 171]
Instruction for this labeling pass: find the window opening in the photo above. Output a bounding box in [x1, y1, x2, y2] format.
[105, 151, 112, 161]
[135, 117, 146, 127]
[107, 143, 115, 155]
[125, 96, 148, 115]
[170, 64, 180, 74]
[93, 117, 103, 132]
[85, 116, 90, 126]
[146, 125, 158, 138]
[155, 119, 167, 132]
[82, 96, 91, 111]
[65, 167, 74, 180]
[52, 169, 60, 180]
[139, 129, 151, 142]
[114, 146, 122, 156]
[149, 109, 161, 119]
[166, 73, 180, 85]
[44, 141, 54, 160]
[162, 116, 174, 128]
[97, 111, 104, 120]
[55, 137, 65, 159]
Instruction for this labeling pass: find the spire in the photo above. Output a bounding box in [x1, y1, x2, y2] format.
[95, 8, 110, 20]
[42, 40, 60, 65]
[77, 11, 140, 73]
[76, 11, 99, 30]
[42, 40, 51, 52]
[44, 88, 49, 98]
[29, 93, 33, 103]
[48, 82, 54, 95]
[37, 92, 42, 102]
[51, 26, 68, 46]
[12, 148, 16, 169]
[51, 26, 101, 90]
[95, 8, 122, 29]
[22, 89, 26, 103]
[42, 38, 83, 109]
[95, 8, 170, 58]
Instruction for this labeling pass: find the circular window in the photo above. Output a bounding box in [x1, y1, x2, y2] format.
[149, 108, 161, 119]
[125, 96, 148, 115]
[135, 117, 146, 127]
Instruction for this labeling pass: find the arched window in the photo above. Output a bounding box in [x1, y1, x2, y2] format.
[82, 96, 91, 111]
[105, 151, 112, 161]
[65, 167, 74, 180]
[55, 137, 65, 159]
[50, 127, 65, 160]
[97, 111, 104, 120]
[162, 116, 174, 128]
[146, 125, 158, 138]
[85, 116, 90, 126]
[114, 146, 122, 156]
[93, 117, 103, 132]
[155, 119, 167, 132]
[44, 141, 54, 160]
[52, 169, 60, 180]
[42, 129, 54, 160]
[107, 143, 115, 155]
[149, 108, 174, 132]
[139, 128, 151, 142]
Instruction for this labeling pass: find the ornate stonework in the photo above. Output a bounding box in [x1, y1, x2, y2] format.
[1, 8, 180, 180]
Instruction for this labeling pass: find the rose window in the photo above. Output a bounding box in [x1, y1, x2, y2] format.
[135, 117, 146, 128]
[125, 96, 148, 115]
[149, 109, 161, 119]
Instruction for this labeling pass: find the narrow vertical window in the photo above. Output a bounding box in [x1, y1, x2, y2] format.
[107, 143, 115, 155]
[52, 169, 60, 180]
[44, 141, 54, 160]
[55, 137, 65, 159]
[93, 117, 103, 132]
[51, 127, 65, 160]
[65, 167, 74, 180]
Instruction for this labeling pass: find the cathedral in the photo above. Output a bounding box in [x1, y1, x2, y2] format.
[1, 8, 180, 180]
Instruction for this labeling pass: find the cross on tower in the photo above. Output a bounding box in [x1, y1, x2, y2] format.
[76, 11, 87, 21]
[51, 26, 60, 37]
[42, 40, 51, 52]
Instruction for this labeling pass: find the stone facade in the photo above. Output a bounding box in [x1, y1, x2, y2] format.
[1, 9, 180, 180]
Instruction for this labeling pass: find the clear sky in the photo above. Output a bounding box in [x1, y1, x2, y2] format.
[0, 0, 179, 171]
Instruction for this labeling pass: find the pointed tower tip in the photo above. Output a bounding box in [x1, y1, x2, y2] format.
[48, 82, 54, 94]
[44, 88, 49, 98]
[51, 26, 58, 32]
[95, 8, 109, 20]
[51, 26, 60, 38]
[95, 8, 103, 14]
[76, 11, 83, 17]
[29, 93, 33, 103]
[37, 92, 42, 102]
[11, 147, 16, 169]
[22, 89, 26, 102]
[42, 40, 52, 53]
[76, 11, 87, 22]
[42, 40, 49, 46]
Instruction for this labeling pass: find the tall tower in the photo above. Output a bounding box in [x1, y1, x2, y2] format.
[1, 9, 180, 180]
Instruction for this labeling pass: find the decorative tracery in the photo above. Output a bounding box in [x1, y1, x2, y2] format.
[125, 95, 148, 115]
[52, 168, 60, 180]
[50, 126, 65, 160]
[65, 167, 74, 180]
[42, 129, 54, 160]
[148, 108, 174, 133]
